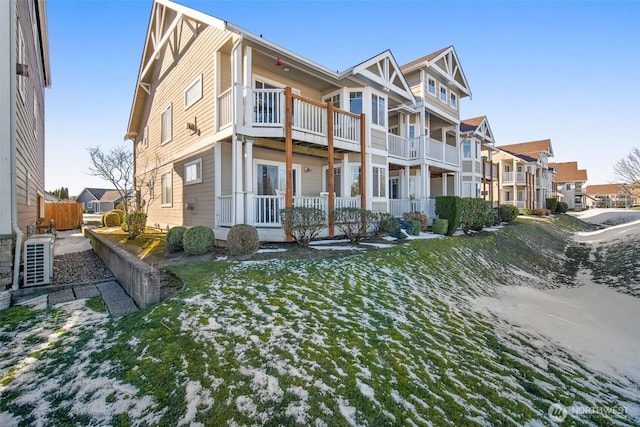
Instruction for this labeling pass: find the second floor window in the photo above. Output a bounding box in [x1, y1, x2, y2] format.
[372, 166, 386, 198]
[439, 86, 447, 103]
[566, 183, 572, 191]
[462, 140, 471, 158]
[161, 104, 172, 144]
[349, 92, 363, 115]
[324, 93, 341, 109]
[372, 94, 385, 127]
[184, 75, 203, 109]
[450, 93, 457, 109]
[427, 77, 436, 96]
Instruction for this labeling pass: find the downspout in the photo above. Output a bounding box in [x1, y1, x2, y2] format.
[9, 0, 22, 290]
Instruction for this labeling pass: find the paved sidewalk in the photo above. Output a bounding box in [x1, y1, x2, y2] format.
[47, 281, 138, 317]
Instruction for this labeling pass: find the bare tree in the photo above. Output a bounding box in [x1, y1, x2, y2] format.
[133, 144, 161, 225]
[87, 145, 133, 211]
[613, 147, 640, 199]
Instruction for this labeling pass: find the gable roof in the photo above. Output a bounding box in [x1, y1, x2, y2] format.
[586, 183, 626, 196]
[497, 139, 553, 158]
[460, 116, 494, 144]
[77, 187, 111, 200]
[126, 0, 417, 137]
[99, 190, 126, 203]
[550, 161, 588, 183]
[494, 147, 537, 163]
[400, 46, 471, 98]
[350, 50, 416, 104]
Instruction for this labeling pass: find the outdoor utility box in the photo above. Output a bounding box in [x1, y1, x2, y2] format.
[23, 235, 54, 287]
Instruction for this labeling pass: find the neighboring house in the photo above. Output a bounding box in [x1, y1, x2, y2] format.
[0, 0, 51, 289]
[550, 161, 588, 210]
[96, 190, 127, 213]
[586, 184, 636, 208]
[76, 188, 110, 212]
[125, 0, 472, 241]
[492, 140, 554, 210]
[459, 116, 499, 206]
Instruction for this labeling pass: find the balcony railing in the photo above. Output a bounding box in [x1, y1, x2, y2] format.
[217, 87, 233, 130]
[388, 134, 458, 166]
[217, 195, 233, 227]
[388, 134, 420, 159]
[503, 171, 527, 185]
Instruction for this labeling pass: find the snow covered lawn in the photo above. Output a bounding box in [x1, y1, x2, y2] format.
[1, 217, 639, 425]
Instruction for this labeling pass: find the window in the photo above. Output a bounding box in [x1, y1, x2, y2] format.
[439, 86, 447, 103]
[324, 93, 341, 109]
[185, 158, 202, 185]
[350, 165, 361, 196]
[17, 21, 26, 99]
[371, 94, 386, 126]
[409, 125, 416, 138]
[372, 166, 386, 198]
[323, 166, 342, 197]
[476, 141, 481, 160]
[462, 140, 471, 159]
[565, 183, 571, 191]
[143, 126, 148, 147]
[161, 171, 172, 206]
[408, 176, 416, 199]
[349, 92, 363, 115]
[427, 77, 436, 96]
[184, 75, 202, 109]
[148, 175, 155, 198]
[256, 162, 299, 196]
[161, 104, 172, 144]
[450, 92, 457, 109]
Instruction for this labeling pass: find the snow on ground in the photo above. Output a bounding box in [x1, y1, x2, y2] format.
[475, 283, 640, 383]
[570, 208, 640, 226]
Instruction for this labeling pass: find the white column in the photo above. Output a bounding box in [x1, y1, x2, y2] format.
[214, 142, 222, 228]
[404, 166, 410, 199]
[0, 0, 12, 235]
[342, 156, 349, 199]
[244, 140, 254, 225]
[232, 135, 244, 224]
[243, 46, 252, 128]
[442, 172, 447, 196]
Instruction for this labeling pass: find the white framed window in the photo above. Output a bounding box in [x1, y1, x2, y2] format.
[161, 171, 172, 207]
[565, 183, 571, 191]
[427, 77, 436, 96]
[349, 92, 363, 115]
[350, 165, 361, 197]
[254, 159, 301, 196]
[323, 93, 341, 109]
[184, 74, 202, 109]
[439, 85, 447, 103]
[322, 166, 342, 197]
[462, 140, 471, 159]
[161, 104, 172, 145]
[475, 141, 480, 160]
[372, 166, 386, 198]
[371, 94, 386, 127]
[17, 21, 26, 100]
[148, 175, 155, 198]
[450, 92, 457, 109]
[143, 126, 148, 147]
[184, 158, 202, 185]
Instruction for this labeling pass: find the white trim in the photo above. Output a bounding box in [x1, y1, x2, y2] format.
[161, 170, 173, 207]
[253, 73, 300, 94]
[450, 92, 457, 110]
[184, 74, 203, 110]
[17, 20, 26, 101]
[372, 165, 387, 198]
[160, 103, 172, 145]
[427, 76, 436, 97]
[184, 158, 202, 185]
[143, 125, 149, 148]
[371, 92, 386, 128]
[439, 84, 448, 104]
[33, 90, 38, 137]
[253, 158, 302, 196]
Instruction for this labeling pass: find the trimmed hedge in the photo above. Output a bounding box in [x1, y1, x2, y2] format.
[331, 207, 375, 242]
[103, 211, 121, 227]
[402, 212, 428, 232]
[432, 218, 448, 235]
[183, 226, 215, 256]
[280, 207, 326, 248]
[546, 198, 558, 212]
[166, 226, 187, 253]
[498, 204, 519, 223]
[532, 208, 551, 216]
[555, 202, 568, 213]
[460, 198, 492, 234]
[435, 196, 462, 236]
[227, 224, 260, 256]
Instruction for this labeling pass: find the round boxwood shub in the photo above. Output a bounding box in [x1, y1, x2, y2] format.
[183, 226, 215, 256]
[103, 211, 121, 227]
[166, 226, 187, 253]
[227, 224, 260, 256]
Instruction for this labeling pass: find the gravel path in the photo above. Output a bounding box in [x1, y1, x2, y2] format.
[53, 250, 115, 285]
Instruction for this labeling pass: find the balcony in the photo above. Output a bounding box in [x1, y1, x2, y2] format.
[387, 134, 459, 167]
[502, 171, 527, 185]
[482, 160, 498, 180]
[217, 87, 362, 151]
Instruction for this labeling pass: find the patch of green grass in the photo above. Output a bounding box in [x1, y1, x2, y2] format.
[85, 297, 107, 313]
[0, 306, 38, 331]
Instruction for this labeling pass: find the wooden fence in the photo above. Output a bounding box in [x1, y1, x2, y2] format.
[44, 202, 83, 231]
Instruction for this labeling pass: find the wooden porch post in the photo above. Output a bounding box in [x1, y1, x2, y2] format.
[496, 166, 500, 206]
[360, 113, 366, 210]
[285, 87, 293, 242]
[482, 160, 487, 201]
[327, 101, 335, 236]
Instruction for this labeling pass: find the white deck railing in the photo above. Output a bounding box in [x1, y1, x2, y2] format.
[333, 110, 360, 145]
[217, 87, 233, 129]
[445, 144, 458, 165]
[426, 137, 443, 162]
[292, 98, 326, 136]
[217, 195, 233, 226]
[388, 199, 423, 217]
[388, 134, 421, 160]
[253, 89, 284, 126]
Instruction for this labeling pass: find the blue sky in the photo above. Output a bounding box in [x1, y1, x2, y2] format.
[44, 0, 640, 196]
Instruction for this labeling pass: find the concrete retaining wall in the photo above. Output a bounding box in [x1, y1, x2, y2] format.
[84, 228, 160, 309]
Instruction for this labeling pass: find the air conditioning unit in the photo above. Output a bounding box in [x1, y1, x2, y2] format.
[23, 235, 54, 287]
